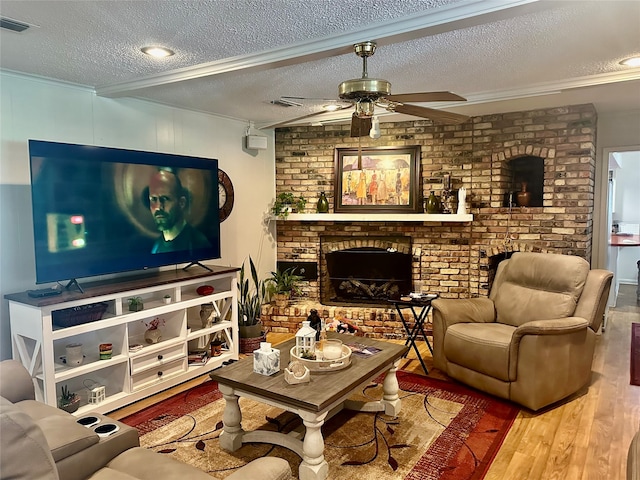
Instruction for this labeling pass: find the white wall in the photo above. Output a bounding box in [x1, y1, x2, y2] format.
[0, 71, 276, 360]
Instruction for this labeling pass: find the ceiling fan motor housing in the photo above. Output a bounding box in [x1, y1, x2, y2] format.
[338, 78, 391, 101]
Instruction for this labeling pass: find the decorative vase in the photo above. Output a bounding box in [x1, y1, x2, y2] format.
[425, 191, 440, 214]
[516, 182, 531, 207]
[144, 328, 162, 344]
[316, 192, 329, 213]
[199, 302, 216, 328]
[457, 187, 467, 215]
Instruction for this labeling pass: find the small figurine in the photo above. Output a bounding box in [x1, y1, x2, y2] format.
[307, 309, 322, 340]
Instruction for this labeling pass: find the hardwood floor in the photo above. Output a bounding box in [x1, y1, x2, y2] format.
[109, 285, 640, 479]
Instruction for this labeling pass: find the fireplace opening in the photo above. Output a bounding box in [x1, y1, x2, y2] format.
[320, 236, 413, 306]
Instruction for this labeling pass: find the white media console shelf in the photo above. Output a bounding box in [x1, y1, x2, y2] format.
[6, 266, 239, 415]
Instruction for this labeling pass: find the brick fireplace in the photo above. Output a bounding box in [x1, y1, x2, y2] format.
[261, 104, 597, 339]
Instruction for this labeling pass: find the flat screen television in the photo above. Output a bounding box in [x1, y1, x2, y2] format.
[28, 140, 221, 287]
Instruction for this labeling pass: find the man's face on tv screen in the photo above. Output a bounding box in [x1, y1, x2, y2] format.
[149, 171, 184, 232]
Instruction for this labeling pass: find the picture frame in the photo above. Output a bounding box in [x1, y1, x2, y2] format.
[333, 146, 422, 213]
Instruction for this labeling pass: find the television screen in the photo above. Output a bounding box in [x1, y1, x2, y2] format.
[28, 140, 221, 285]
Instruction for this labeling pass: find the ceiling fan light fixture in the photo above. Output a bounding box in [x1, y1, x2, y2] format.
[620, 56, 640, 67]
[322, 104, 341, 112]
[369, 116, 381, 139]
[141, 46, 175, 58]
[355, 100, 375, 118]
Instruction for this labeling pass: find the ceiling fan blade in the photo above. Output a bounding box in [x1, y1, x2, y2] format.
[350, 115, 372, 137]
[391, 104, 469, 125]
[262, 105, 353, 129]
[385, 91, 466, 103]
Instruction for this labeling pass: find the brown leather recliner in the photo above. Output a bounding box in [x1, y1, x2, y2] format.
[431, 252, 612, 411]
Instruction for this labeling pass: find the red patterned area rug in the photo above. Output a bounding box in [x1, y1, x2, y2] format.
[120, 370, 519, 480]
[631, 323, 640, 386]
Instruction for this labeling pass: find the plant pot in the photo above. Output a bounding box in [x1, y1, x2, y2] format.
[274, 293, 291, 308]
[58, 397, 80, 413]
[239, 323, 262, 339]
[239, 322, 265, 354]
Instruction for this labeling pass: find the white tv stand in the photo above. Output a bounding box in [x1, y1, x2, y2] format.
[5, 267, 239, 415]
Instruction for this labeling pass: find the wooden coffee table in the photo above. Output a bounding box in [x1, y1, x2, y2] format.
[209, 333, 408, 480]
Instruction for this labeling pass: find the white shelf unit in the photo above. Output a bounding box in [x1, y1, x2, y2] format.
[7, 268, 239, 416]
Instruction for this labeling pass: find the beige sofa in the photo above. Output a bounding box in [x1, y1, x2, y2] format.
[0, 359, 291, 480]
[431, 252, 612, 411]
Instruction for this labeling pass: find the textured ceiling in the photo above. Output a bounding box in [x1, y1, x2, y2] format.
[1, 0, 639, 128]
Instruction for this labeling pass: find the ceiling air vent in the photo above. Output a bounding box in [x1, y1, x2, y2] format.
[1, 17, 31, 33]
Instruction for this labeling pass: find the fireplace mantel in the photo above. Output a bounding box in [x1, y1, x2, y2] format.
[272, 213, 473, 222]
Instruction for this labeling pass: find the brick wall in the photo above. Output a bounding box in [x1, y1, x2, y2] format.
[263, 104, 597, 338]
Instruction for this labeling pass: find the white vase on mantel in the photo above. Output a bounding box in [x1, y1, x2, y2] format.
[457, 187, 467, 215]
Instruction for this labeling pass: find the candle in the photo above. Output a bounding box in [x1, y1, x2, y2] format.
[322, 340, 343, 360]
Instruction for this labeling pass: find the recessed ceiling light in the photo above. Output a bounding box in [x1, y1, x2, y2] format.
[620, 56, 640, 67]
[141, 46, 175, 58]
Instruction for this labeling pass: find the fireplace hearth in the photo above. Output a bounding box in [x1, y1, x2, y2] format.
[321, 236, 412, 306]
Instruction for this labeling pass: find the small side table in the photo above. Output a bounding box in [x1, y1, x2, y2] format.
[389, 295, 438, 375]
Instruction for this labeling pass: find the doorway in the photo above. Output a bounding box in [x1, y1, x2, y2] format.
[605, 149, 640, 307]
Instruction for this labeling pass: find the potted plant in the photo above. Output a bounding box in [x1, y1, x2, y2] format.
[267, 267, 303, 306]
[128, 296, 144, 312]
[237, 256, 271, 352]
[272, 192, 307, 219]
[58, 385, 80, 413]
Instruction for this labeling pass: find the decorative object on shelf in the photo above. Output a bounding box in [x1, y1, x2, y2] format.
[253, 342, 280, 376]
[143, 317, 165, 344]
[52, 302, 108, 328]
[440, 174, 456, 214]
[196, 285, 215, 296]
[84, 379, 106, 405]
[58, 385, 80, 413]
[284, 360, 310, 384]
[334, 146, 422, 213]
[266, 267, 303, 307]
[65, 343, 84, 366]
[199, 302, 218, 328]
[425, 191, 441, 214]
[210, 335, 223, 357]
[163, 294, 172, 304]
[99, 343, 112, 360]
[295, 320, 317, 358]
[516, 182, 531, 207]
[272, 192, 307, 219]
[457, 187, 467, 215]
[128, 296, 144, 312]
[316, 192, 329, 213]
[218, 168, 235, 222]
[238, 256, 271, 353]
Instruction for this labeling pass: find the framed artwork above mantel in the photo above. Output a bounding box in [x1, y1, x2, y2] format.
[333, 146, 422, 213]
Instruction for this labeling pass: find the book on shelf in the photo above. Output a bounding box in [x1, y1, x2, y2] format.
[188, 351, 209, 366]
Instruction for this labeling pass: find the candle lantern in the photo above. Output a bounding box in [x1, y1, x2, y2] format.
[295, 320, 317, 356]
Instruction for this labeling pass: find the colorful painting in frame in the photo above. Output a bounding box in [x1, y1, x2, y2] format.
[333, 146, 422, 213]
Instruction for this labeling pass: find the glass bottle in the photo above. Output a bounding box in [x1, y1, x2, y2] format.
[317, 192, 329, 213]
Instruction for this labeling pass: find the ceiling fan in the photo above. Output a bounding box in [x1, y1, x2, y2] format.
[265, 41, 469, 136]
